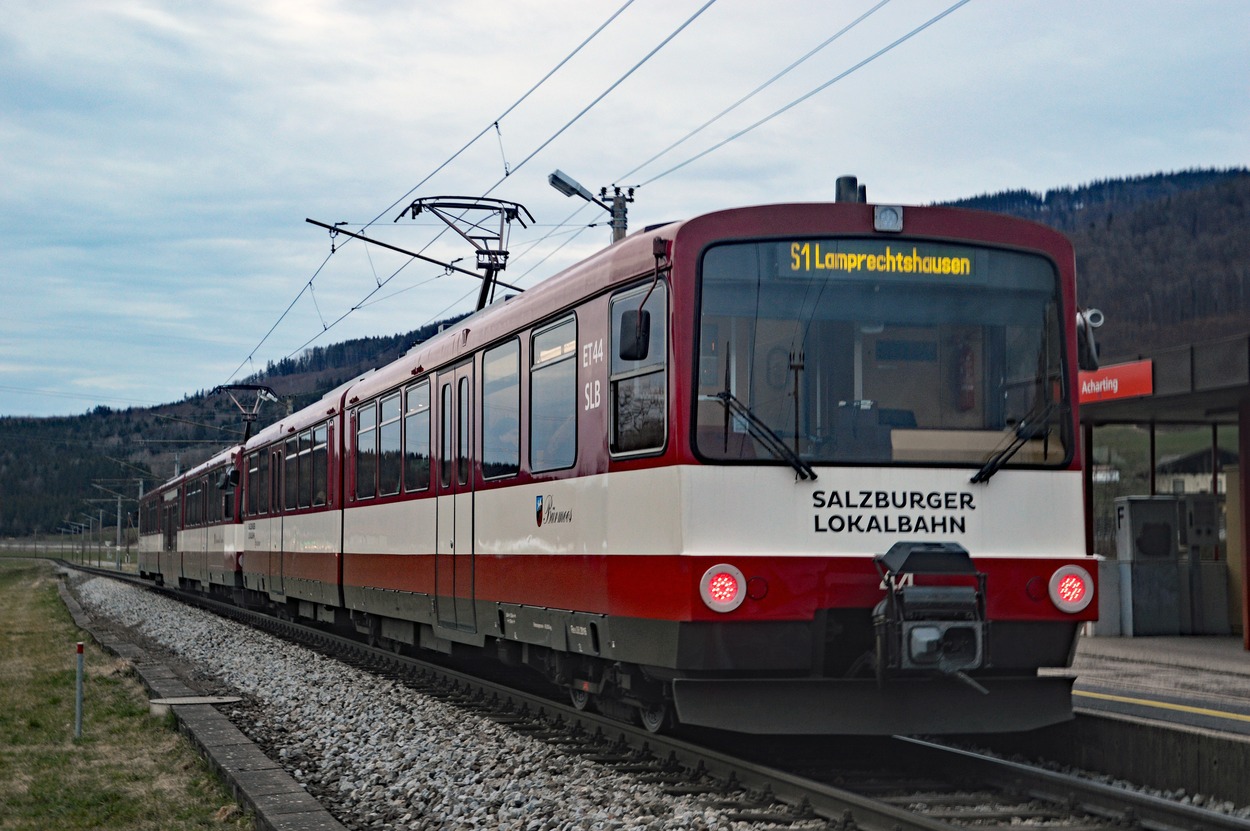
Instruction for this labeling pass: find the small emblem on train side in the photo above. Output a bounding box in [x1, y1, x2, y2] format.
[535, 494, 573, 527]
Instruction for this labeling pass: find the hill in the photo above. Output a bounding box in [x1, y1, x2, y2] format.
[2, 168, 1247, 539]
[0, 315, 467, 539]
[945, 168, 1250, 357]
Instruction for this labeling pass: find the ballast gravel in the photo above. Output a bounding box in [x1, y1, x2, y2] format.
[73, 576, 750, 831]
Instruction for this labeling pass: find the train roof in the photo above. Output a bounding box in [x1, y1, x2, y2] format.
[340, 223, 665, 406]
[145, 444, 240, 498]
[242, 370, 376, 452]
[186, 445, 240, 475]
[234, 199, 1074, 450]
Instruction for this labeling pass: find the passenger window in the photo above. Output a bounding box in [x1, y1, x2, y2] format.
[187, 478, 202, 526]
[404, 381, 431, 492]
[355, 402, 377, 500]
[269, 449, 281, 513]
[312, 424, 328, 506]
[440, 383, 452, 488]
[247, 452, 261, 516]
[258, 451, 270, 515]
[284, 437, 299, 511]
[611, 284, 668, 454]
[298, 429, 312, 508]
[457, 377, 470, 485]
[482, 340, 520, 479]
[379, 393, 402, 496]
[530, 317, 577, 472]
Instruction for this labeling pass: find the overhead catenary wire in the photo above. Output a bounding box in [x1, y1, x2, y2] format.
[239, 0, 972, 374]
[474, 0, 720, 198]
[506, 0, 897, 281]
[366, 0, 640, 233]
[640, 0, 974, 186]
[491, 0, 974, 301]
[617, 0, 893, 183]
[265, 0, 723, 362]
[226, 0, 641, 382]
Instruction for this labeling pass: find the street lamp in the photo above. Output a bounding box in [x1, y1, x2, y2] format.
[548, 170, 634, 243]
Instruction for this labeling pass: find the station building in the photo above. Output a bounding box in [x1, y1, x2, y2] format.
[1080, 331, 1250, 650]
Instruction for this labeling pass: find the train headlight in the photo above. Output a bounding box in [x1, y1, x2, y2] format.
[1048, 565, 1094, 613]
[908, 626, 943, 664]
[700, 564, 746, 613]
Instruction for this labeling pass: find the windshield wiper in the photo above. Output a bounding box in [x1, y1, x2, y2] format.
[715, 390, 817, 480]
[970, 402, 1063, 484]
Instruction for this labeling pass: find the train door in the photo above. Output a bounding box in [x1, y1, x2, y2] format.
[435, 360, 476, 632]
[162, 500, 177, 554]
[161, 493, 179, 581]
[269, 446, 284, 596]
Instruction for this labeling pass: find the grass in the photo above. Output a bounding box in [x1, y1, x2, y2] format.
[0, 556, 252, 830]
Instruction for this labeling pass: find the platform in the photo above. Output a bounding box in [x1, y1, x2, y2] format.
[1066, 634, 1250, 736]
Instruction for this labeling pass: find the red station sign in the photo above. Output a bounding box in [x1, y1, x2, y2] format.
[1078, 359, 1154, 403]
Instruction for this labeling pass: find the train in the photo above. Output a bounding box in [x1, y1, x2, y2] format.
[139, 186, 1099, 735]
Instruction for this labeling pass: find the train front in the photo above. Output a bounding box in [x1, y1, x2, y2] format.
[663, 202, 1096, 734]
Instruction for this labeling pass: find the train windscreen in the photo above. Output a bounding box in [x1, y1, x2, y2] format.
[695, 238, 1070, 469]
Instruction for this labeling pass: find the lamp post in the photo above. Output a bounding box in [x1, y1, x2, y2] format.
[548, 170, 633, 243]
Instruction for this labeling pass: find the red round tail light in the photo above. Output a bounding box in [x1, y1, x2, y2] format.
[1048, 565, 1094, 613]
[700, 564, 746, 613]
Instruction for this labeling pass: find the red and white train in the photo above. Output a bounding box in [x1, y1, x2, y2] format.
[139, 190, 1098, 734]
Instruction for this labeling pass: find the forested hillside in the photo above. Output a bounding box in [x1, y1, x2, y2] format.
[946, 168, 1250, 357]
[0, 315, 466, 538]
[2, 168, 1247, 538]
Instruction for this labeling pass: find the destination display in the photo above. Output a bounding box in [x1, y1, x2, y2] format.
[788, 240, 976, 278]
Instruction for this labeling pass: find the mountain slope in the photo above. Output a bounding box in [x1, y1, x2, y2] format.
[945, 168, 1250, 357]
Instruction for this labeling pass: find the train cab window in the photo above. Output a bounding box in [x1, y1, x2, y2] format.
[285, 437, 300, 510]
[530, 316, 577, 472]
[379, 393, 402, 496]
[695, 239, 1070, 469]
[482, 339, 520, 479]
[355, 401, 378, 500]
[312, 423, 328, 507]
[404, 381, 431, 492]
[610, 283, 668, 455]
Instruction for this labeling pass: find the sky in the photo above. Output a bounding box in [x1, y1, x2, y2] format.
[2, 0, 1246, 418]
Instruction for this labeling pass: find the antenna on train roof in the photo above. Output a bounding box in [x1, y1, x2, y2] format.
[210, 384, 279, 444]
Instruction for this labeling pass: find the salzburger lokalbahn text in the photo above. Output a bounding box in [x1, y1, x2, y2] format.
[139, 193, 1099, 735]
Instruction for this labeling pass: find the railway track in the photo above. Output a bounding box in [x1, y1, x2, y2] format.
[69, 564, 1250, 831]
